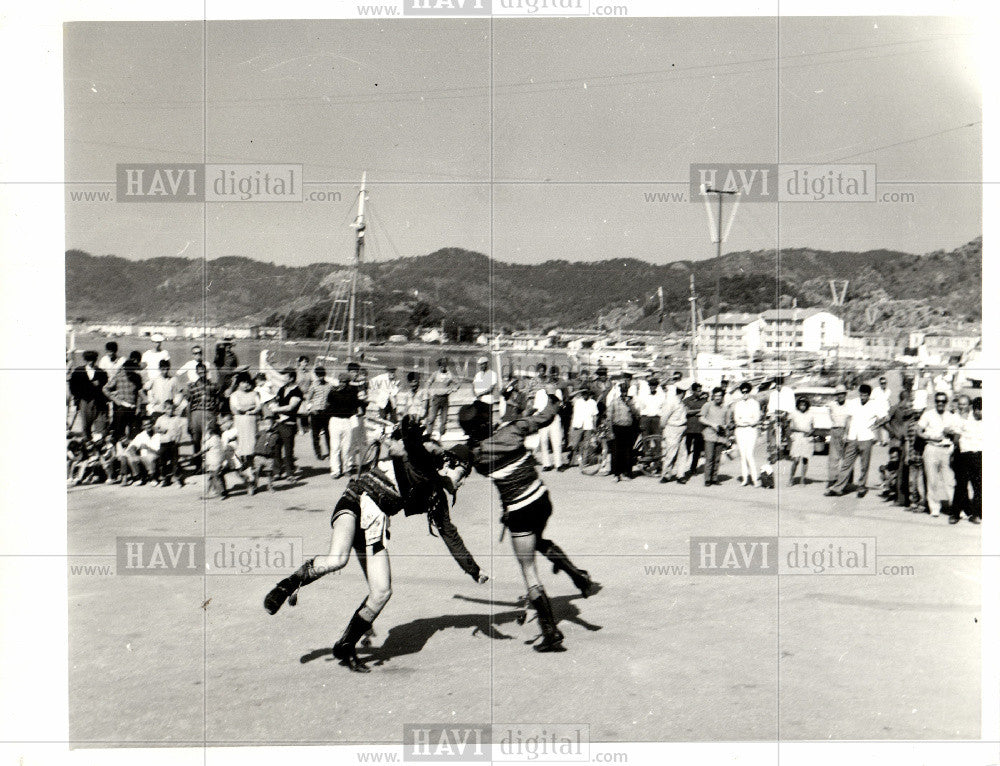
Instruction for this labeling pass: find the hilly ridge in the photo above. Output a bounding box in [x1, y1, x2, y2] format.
[66, 237, 982, 338]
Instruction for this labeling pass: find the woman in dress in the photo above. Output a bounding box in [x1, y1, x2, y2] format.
[788, 396, 815, 486]
[229, 372, 260, 473]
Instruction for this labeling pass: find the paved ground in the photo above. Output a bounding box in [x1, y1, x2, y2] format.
[67, 442, 981, 745]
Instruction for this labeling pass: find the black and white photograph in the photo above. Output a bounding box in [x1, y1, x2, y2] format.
[0, 1, 996, 764]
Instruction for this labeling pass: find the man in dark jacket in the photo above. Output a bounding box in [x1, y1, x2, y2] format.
[69, 350, 109, 437]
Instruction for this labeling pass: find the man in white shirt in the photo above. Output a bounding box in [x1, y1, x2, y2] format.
[766, 376, 796, 462]
[948, 396, 982, 524]
[567, 388, 599, 467]
[826, 384, 887, 498]
[729, 381, 762, 487]
[177, 345, 209, 385]
[368, 367, 400, 421]
[658, 385, 689, 483]
[918, 391, 960, 516]
[637, 378, 666, 437]
[98, 341, 125, 377]
[140, 333, 170, 379]
[125, 418, 162, 483]
[472, 356, 498, 404]
[143, 359, 180, 417]
[532, 366, 565, 471]
[870, 375, 892, 413]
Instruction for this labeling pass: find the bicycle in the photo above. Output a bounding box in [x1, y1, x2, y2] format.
[578, 425, 611, 476]
[633, 432, 664, 477]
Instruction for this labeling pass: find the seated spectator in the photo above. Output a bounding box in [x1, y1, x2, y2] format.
[125, 418, 162, 485]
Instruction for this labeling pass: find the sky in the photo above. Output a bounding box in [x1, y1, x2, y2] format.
[64, 16, 981, 268]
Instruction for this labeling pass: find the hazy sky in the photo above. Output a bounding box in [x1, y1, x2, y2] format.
[65, 16, 981, 267]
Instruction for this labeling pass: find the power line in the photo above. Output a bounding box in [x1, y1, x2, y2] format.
[67, 33, 969, 110]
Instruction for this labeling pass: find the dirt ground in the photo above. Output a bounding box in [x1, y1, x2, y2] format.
[67, 442, 981, 746]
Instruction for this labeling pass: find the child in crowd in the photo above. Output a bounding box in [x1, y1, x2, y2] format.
[200, 424, 228, 499]
[154, 400, 186, 487]
[252, 415, 282, 493]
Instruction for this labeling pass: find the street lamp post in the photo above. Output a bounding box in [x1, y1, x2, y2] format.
[704, 187, 737, 354]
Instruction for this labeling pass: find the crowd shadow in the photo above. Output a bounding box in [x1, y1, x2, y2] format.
[300, 592, 602, 666]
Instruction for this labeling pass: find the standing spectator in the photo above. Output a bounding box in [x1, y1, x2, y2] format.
[346, 362, 369, 469]
[871, 375, 892, 410]
[885, 389, 918, 506]
[472, 356, 499, 404]
[295, 356, 313, 434]
[870, 375, 892, 446]
[213, 342, 239, 396]
[729, 381, 761, 487]
[395, 371, 429, 423]
[607, 378, 638, 481]
[154, 400, 186, 487]
[658, 384, 689, 483]
[144, 359, 180, 418]
[533, 366, 566, 472]
[787, 397, 815, 486]
[253, 372, 276, 418]
[826, 386, 850, 488]
[185, 362, 221, 471]
[69, 350, 109, 437]
[910, 370, 931, 413]
[827, 384, 887, 498]
[302, 366, 333, 459]
[699, 387, 728, 486]
[426, 357, 459, 439]
[369, 366, 400, 422]
[140, 334, 170, 379]
[251, 415, 282, 493]
[199, 424, 229, 499]
[271, 368, 303, 480]
[949, 397, 982, 525]
[766, 376, 796, 462]
[679, 382, 708, 483]
[917, 391, 959, 517]
[637, 378, 666, 437]
[567, 388, 598, 468]
[325, 371, 362, 479]
[229, 372, 260, 468]
[178, 345, 211, 385]
[103, 355, 142, 441]
[98, 341, 125, 377]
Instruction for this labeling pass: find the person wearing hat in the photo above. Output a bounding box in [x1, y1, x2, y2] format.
[472, 356, 498, 404]
[826, 386, 850, 488]
[729, 381, 762, 487]
[658, 380, 688, 483]
[140, 333, 170, 380]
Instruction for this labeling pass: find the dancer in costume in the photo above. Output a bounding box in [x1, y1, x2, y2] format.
[457, 398, 598, 653]
[263, 417, 484, 672]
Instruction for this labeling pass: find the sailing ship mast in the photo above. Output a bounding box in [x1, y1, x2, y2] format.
[346, 171, 368, 363]
[688, 273, 698, 380]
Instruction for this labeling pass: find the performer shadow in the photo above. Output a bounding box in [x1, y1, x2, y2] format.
[300, 593, 602, 666]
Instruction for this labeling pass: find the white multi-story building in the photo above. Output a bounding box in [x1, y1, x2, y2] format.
[696, 313, 761, 357]
[758, 308, 844, 354]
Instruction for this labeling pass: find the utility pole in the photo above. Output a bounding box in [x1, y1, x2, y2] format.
[704, 187, 737, 354]
[347, 171, 367, 363]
